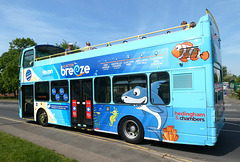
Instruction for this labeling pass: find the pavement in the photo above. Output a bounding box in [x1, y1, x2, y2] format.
[224, 96, 240, 104]
[0, 99, 18, 104]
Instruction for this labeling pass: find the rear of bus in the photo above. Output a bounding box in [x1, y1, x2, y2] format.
[170, 11, 224, 146]
[208, 10, 225, 145]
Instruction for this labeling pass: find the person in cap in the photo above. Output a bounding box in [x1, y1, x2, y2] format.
[65, 43, 74, 55]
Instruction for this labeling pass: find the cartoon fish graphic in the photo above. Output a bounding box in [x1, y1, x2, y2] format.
[172, 42, 210, 62]
[121, 81, 168, 140]
[121, 86, 148, 104]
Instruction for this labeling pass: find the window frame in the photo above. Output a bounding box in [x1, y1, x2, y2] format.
[35, 81, 49, 101]
[94, 76, 111, 104]
[51, 80, 69, 102]
[113, 73, 148, 104]
[214, 65, 223, 104]
[23, 49, 34, 68]
[150, 71, 170, 105]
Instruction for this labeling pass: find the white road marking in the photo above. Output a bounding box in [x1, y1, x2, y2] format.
[225, 109, 238, 112]
[224, 104, 232, 106]
[225, 117, 240, 121]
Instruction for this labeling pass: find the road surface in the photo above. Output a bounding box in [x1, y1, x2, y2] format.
[0, 97, 239, 162]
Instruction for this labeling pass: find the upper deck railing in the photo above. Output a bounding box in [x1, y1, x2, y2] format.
[206, 9, 219, 33]
[35, 22, 193, 61]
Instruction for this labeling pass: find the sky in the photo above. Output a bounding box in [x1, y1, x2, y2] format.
[0, 0, 239, 76]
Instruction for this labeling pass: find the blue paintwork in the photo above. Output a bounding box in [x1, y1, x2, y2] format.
[19, 13, 224, 146]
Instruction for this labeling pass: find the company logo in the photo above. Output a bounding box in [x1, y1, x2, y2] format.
[42, 69, 53, 75]
[26, 69, 32, 81]
[61, 63, 90, 77]
[63, 93, 68, 101]
[175, 111, 205, 122]
[59, 88, 64, 95]
[73, 106, 77, 111]
[55, 94, 60, 101]
[87, 107, 91, 112]
[52, 88, 56, 95]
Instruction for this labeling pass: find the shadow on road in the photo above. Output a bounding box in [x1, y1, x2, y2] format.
[148, 121, 240, 157]
[25, 119, 240, 158]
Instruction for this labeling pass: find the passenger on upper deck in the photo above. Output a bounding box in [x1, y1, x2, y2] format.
[190, 22, 196, 29]
[181, 21, 188, 30]
[65, 43, 74, 55]
[84, 42, 91, 51]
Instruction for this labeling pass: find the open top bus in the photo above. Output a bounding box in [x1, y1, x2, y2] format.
[19, 9, 224, 146]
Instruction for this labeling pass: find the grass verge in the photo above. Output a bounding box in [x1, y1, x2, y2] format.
[0, 131, 77, 162]
[0, 97, 18, 100]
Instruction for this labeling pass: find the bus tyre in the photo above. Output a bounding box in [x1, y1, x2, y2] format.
[119, 116, 144, 144]
[38, 109, 48, 126]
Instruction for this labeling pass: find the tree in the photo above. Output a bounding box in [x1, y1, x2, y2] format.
[222, 66, 227, 78]
[0, 73, 6, 94]
[9, 38, 36, 52]
[222, 65, 237, 83]
[0, 38, 36, 96]
[236, 76, 240, 83]
[56, 39, 80, 50]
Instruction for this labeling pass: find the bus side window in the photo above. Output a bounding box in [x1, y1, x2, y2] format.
[23, 50, 34, 68]
[113, 74, 147, 104]
[51, 80, 69, 102]
[35, 82, 49, 101]
[94, 77, 111, 103]
[150, 72, 170, 105]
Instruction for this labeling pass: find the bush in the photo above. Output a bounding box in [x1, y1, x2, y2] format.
[237, 89, 240, 100]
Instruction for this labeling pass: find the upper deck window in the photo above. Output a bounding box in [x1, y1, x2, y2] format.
[23, 50, 34, 68]
[35, 45, 65, 59]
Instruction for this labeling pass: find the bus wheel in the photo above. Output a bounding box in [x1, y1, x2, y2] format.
[38, 109, 48, 126]
[119, 117, 144, 144]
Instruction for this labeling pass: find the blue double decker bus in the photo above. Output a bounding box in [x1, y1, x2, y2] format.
[19, 10, 224, 146]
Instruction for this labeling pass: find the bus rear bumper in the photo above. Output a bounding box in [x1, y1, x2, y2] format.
[205, 115, 225, 146]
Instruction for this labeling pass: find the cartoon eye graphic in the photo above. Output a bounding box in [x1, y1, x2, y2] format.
[175, 44, 182, 51]
[133, 88, 141, 96]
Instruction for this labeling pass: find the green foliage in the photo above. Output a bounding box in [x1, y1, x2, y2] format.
[0, 73, 6, 94]
[0, 38, 36, 94]
[236, 89, 240, 100]
[56, 39, 80, 50]
[222, 65, 237, 83]
[236, 76, 240, 83]
[222, 66, 227, 78]
[9, 38, 36, 52]
[0, 131, 77, 162]
[223, 73, 237, 83]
